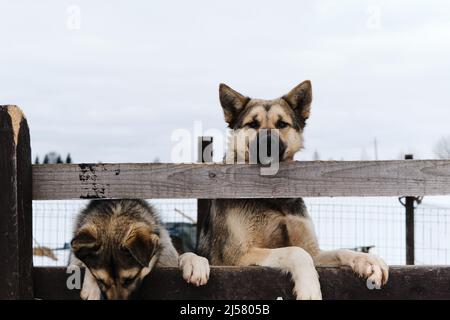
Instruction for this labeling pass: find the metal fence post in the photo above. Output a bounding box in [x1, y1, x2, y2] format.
[0, 105, 33, 299]
[196, 136, 213, 245]
[404, 154, 415, 265]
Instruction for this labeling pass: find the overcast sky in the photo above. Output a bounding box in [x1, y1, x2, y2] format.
[2, 0, 450, 163]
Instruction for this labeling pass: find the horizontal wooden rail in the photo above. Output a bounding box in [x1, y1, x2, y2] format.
[33, 160, 450, 200]
[33, 266, 450, 300]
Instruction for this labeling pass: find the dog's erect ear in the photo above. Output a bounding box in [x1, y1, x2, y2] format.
[219, 83, 250, 125]
[71, 224, 100, 263]
[282, 80, 313, 121]
[122, 223, 160, 267]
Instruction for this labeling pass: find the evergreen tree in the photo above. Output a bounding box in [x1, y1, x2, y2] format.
[34, 156, 40, 164]
[66, 153, 72, 164]
[43, 154, 49, 164]
[56, 156, 63, 163]
[313, 150, 320, 161]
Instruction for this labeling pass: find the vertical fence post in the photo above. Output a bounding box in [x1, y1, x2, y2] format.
[196, 136, 213, 244]
[404, 154, 415, 265]
[0, 105, 33, 299]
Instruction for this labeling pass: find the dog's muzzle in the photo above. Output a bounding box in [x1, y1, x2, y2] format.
[249, 129, 286, 165]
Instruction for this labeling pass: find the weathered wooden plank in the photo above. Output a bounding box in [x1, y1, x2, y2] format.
[32, 160, 450, 200]
[33, 266, 450, 300]
[0, 105, 18, 299]
[15, 107, 33, 298]
[197, 136, 213, 241]
[0, 105, 33, 299]
[405, 155, 416, 265]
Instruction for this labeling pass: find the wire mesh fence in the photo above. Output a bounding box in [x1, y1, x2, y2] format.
[32, 197, 450, 266]
[415, 206, 450, 265]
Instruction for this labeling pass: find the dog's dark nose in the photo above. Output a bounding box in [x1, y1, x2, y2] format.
[251, 130, 285, 164]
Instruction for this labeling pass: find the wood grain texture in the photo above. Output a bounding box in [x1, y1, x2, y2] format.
[16, 109, 33, 298]
[0, 105, 33, 299]
[33, 266, 450, 300]
[0, 105, 19, 299]
[197, 136, 213, 241]
[33, 160, 450, 200]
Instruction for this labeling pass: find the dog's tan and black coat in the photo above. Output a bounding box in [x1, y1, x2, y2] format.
[70, 199, 209, 300]
[198, 81, 389, 300]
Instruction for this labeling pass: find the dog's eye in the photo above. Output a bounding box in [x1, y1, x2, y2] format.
[96, 279, 108, 289]
[120, 246, 132, 257]
[247, 120, 260, 129]
[276, 120, 289, 129]
[122, 276, 137, 287]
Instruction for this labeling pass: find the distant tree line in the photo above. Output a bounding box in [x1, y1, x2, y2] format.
[34, 154, 162, 164]
[35, 152, 72, 164]
[434, 136, 450, 159]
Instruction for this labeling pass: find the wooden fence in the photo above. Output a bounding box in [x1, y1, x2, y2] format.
[1, 105, 450, 299]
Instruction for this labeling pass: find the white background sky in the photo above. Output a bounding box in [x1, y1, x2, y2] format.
[1, 0, 450, 163]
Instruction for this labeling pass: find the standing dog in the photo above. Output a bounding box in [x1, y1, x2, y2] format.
[70, 199, 209, 300]
[198, 81, 389, 300]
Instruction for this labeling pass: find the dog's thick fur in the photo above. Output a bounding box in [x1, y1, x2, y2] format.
[70, 199, 209, 300]
[198, 81, 389, 300]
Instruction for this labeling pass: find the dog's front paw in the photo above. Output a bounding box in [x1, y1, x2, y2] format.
[350, 253, 389, 287]
[179, 252, 210, 287]
[80, 280, 101, 300]
[293, 269, 322, 300]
